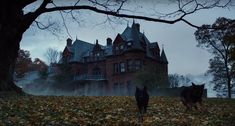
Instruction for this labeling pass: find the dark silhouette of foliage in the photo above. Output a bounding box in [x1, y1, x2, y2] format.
[32, 58, 48, 79]
[15, 49, 32, 78]
[168, 74, 191, 88]
[224, 33, 235, 75]
[134, 65, 169, 90]
[54, 63, 72, 82]
[195, 17, 235, 98]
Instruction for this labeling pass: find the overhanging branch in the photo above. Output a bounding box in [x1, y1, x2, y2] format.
[40, 5, 199, 28]
[25, 0, 232, 31]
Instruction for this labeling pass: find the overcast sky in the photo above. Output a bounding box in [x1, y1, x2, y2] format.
[21, 1, 235, 75]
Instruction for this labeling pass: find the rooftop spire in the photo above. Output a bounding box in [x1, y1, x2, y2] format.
[161, 45, 168, 64]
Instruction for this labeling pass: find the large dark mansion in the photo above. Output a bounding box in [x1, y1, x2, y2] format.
[58, 22, 169, 95]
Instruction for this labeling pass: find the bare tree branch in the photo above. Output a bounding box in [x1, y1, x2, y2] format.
[116, 0, 126, 13]
[23, 0, 233, 33]
[34, 20, 54, 30]
[40, 5, 199, 28]
[51, 2, 73, 39]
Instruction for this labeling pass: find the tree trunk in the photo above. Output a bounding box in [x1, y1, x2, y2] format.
[0, 36, 23, 94]
[0, 27, 24, 94]
[225, 57, 232, 98]
[227, 77, 231, 98]
[0, 1, 33, 95]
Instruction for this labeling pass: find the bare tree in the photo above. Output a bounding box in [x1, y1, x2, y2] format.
[45, 47, 59, 64]
[0, 0, 232, 93]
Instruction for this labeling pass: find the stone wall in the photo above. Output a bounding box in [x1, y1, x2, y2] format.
[149, 87, 207, 97]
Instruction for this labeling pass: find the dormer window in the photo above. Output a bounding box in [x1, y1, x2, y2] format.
[127, 42, 132, 46]
[120, 45, 124, 50]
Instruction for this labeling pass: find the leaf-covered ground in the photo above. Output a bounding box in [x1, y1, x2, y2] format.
[0, 96, 234, 126]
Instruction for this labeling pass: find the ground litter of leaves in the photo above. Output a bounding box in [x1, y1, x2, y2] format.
[0, 96, 235, 126]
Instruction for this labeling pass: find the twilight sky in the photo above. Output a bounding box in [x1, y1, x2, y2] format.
[20, 0, 235, 75]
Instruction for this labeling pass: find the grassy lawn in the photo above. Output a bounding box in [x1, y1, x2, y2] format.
[0, 96, 234, 126]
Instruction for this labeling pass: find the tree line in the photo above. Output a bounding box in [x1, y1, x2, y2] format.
[15, 49, 48, 79]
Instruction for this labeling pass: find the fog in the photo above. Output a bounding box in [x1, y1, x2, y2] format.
[15, 72, 228, 98]
[16, 72, 136, 96]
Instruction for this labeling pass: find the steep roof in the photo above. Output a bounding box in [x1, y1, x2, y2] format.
[62, 22, 166, 63]
[102, 46, 112, 56]
[120, 23, 143, 50]
[121, 26, 132, 41]
[161, 48, 168, 63]
[69, 39, 94, 62]
[120, 22, 162, 59]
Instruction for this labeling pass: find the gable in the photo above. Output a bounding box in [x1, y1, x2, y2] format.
[113, 34, 124, 45]
[62, 46, 71, 57]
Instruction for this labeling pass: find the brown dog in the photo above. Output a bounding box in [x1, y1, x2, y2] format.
[180, 83, 205, 111]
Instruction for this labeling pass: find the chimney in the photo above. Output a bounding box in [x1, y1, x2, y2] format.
[66, 38, 72, 46]
[135, 23, 140, 32]
[106, 37, 112, 46]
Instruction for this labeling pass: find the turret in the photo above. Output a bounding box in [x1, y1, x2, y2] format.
[161, 47, 168, 64]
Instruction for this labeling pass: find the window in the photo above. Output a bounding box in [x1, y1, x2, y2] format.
[120, 62, 125, 73]
[114, 63, 119, 74]
[127, 59, 142, 71]
[120, 45, 124, 50]
[115, 46, 119, 51]
[127, 60, 134, 71]
[135, 60, 141, 70]
[127, 41, 132, 46]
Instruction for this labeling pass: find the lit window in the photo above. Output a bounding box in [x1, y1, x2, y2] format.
[120, 62, 125, 72]
[127, 42, 132, 46]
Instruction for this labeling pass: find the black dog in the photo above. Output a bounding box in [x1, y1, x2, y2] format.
[135, 86, 149, 122]
[180, 83, 205, 111]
